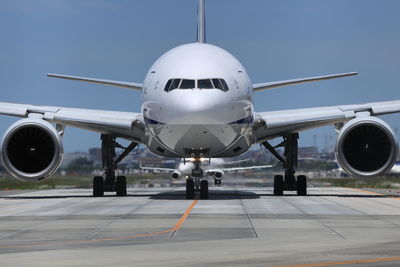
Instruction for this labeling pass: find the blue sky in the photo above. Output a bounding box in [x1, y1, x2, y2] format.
[1, 0, 400, 152]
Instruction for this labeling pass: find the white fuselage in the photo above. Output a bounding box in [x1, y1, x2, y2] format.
[141, 43, 254, 158]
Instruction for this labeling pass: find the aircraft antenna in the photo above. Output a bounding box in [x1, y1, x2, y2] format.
[197, 0, 206, 43]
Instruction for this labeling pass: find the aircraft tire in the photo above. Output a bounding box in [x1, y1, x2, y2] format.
[93, 176, 104, 197]
[214, 178, 221, 186]
[200, 180, 209, 199]
[116, 176, 127, 196]
[273, 175, 284, 196]
[297, 175, 307, 196]
[186, 178, 195, 199]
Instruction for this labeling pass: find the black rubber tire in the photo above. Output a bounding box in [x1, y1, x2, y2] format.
[273, 175, 284, 196]
[186, 178, 195, 199]
[297, 175, 307, 196]
[214, 178, 221, 186]
[93, 176, 104, 197]
[200, 180, 209, 199]
[115, 176, 127, 196]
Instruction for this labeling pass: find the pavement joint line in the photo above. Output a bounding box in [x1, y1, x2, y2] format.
[84, 198, 157, 240]
[280, 196, 346, 240]
[237, 189, 258, 238]
[268, 256, 400, 267]
[0, 199, 198, 249]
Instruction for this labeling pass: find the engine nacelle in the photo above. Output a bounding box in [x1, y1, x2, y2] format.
[335, 117, 398, 178]
[1, 119, 63, 182]
[171, 171, 181, 180]
[214, 171, 223, 179]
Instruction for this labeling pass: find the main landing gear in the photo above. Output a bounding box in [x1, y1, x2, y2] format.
[185, 161, 209, 199]
[92, 134, 138, 197]
[262, 133, 307, 196]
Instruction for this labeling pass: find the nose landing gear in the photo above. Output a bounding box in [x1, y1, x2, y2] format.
[185, 159, 209, 199]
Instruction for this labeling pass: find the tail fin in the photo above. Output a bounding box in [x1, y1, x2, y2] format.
[197, 0, 206, 43]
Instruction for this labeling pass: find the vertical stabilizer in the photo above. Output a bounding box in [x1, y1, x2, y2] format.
[197, 0, 206, 43]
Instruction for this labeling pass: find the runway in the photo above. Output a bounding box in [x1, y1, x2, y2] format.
[0, 186, 399, 267]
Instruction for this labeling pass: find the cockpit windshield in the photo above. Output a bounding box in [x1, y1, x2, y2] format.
[180, 79, 195, 89]
[164, 78, 229, 92]
[197, 79, 213, 89]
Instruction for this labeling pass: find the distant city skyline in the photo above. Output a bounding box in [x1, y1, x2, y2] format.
[1, 0, 400, 152]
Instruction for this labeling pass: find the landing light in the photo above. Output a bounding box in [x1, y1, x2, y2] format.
[185, 157, 208, 162]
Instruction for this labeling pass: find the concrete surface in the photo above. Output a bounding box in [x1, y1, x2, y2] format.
[0, 186, 399, 267]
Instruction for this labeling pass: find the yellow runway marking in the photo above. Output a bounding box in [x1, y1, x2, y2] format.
[172, 199, 198, 231]
[269, 256, 400, 267]
[0, 199, 198, 249]
[347, 187, 400, 200]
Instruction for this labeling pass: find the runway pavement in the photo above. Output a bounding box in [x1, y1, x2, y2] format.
[0, 186, 399, 267]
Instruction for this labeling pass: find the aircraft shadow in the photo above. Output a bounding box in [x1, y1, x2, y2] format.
[256, 194, 395, 198]
[149, 190, 260, 200]
[0, 191, 396, 200]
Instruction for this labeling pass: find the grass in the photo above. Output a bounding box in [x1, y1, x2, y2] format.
[0, 173, 167, 190]
[1, 173, 400, 191]
[311, 176, 400, 189]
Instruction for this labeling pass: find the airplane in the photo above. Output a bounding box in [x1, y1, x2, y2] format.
[0, 0, 399, 199]
[389, 162, 400, 175]
[140, 158, 274, 192]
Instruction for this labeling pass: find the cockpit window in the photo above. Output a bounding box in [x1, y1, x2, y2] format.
[164, 78, 229, 92]
[168, 79, 181, 91]
[180, 79, 195, 89]
[164, 79, 182, 92]
[164, 79, 172, 91]
[212, 79, 228, 92]
[198, 79, 214, 89]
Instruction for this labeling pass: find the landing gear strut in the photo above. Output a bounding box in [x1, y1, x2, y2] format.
[262, 133, 307, 196]
[92, 134, 138, 197]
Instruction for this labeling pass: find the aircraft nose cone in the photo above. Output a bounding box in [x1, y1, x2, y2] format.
[177, 91, 219, 124]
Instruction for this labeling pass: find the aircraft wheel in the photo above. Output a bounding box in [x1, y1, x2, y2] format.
[93, 176, 104, 197]
[186, 178, 195, 199]
[214, 178, 221, 186]
[200, 180, 209, 199]
[297, 175, 307, 196]
[273, 175, 284, 196]
[116, 176, 127, 196]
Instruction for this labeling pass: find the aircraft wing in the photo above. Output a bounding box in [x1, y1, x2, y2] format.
[139, 161, 176, 172]
[206, 164, 275, 174]
[139, 166, 176, 172]
[253, 72, 357, 92]
[47, 73, 142, 90]
[0, 102, 145, 142]
[253, 100, 400, 142]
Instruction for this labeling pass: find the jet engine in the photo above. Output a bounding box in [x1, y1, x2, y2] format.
[335, 117, 398, 178]
[172, 171, 181, 180]
[1, 118, 63, 181]
[214, 171, 223, 179]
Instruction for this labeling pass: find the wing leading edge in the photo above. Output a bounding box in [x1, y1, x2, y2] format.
[47, 73, 142, 90]
[253, 100, 400, 142]
[253, 72, 357, 92]
[0, 102, 145, 142]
